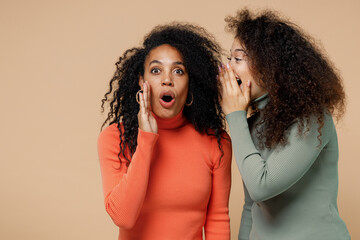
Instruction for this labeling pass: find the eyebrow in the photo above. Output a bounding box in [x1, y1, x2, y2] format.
[149, 60, 185, 66]
[230, 49, 247, 53]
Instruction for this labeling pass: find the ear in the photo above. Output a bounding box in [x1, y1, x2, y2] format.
[138, 75, 144, 90]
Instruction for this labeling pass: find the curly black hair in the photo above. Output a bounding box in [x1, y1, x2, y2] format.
[225, 9, 345, 148]
[101, 23, 226, 166]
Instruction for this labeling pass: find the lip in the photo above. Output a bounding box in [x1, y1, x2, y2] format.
[159, 90, 175, 108]
[235, 75, 245, 91]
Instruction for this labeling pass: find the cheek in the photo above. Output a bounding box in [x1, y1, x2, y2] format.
[234, 62, 252, 78]
[149, 86, 158, 100]
[147, 83, 159, 103]
[144, 74, 155, 86]
[180, 82, 189, 98]
[174, 85, 188, 105]
[232, 65, 245, 78]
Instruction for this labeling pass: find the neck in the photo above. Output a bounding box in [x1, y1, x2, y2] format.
[152, 110, 187, 130]
[252, 93, 269, 110]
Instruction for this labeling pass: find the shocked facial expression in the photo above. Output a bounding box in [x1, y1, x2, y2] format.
[228, 38, 267, 100]
[139, 44, 189, 119]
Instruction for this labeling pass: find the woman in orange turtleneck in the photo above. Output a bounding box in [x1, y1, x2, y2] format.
[98, 24, 232, 240]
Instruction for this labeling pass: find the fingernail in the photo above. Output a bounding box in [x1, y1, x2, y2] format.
[218, 66, 222, 73]
[226, 63, 230, 69]
[247, 80, 251, 87]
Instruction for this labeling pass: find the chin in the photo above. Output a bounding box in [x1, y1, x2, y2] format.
[153, 108, 179, 119]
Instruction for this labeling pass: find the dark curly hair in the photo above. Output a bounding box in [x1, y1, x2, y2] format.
[101, 23, 226, 166]
[225, 9, 345, 148]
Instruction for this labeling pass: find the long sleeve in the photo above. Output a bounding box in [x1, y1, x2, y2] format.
[204, 134, 232, 240]
[97, 125, 158, 229]
[238, 182, 253, 240]
[226, 110, 335, 203]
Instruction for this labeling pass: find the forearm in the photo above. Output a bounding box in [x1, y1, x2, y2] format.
[98, 128, 158, 229]
[205, 136, 232, 239]
[103, 148, 153, 228]
[226, 111, 334, 202]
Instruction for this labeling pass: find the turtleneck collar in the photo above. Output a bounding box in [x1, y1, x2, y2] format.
[152, 109, 188, 130]
[252, 93, 269, 110]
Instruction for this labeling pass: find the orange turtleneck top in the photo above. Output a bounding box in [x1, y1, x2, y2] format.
[97, 112, 232, 240]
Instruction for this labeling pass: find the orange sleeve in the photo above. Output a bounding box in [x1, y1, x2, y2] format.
[97, 125, 158, 229]
[204, 133, 232, 240]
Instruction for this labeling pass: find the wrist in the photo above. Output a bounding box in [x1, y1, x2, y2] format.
[224, 107, 247, 115]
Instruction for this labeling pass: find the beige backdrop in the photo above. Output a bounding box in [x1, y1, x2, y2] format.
[1, 0, 359, 239]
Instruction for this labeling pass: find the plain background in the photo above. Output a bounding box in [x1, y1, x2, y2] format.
[1, 0, 359, 239]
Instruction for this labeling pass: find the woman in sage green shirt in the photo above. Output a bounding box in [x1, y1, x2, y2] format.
[219, 9, 350, 240]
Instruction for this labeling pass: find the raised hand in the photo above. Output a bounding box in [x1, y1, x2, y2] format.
[219, 63, 251, 115]
[137, 81, 158, 133]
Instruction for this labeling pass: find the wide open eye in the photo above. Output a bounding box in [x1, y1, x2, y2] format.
[174, 68, 184, 75]
[151, 68, 161, 74]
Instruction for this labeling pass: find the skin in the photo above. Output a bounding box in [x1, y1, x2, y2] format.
[219, 38, 267, 115]
[138, 44, 189, 133]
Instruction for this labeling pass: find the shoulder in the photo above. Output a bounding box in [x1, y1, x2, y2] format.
[203, 129, 231, 148]
[98, 123, 121, 145]
[288, 112, 336, 143]
[97, 123, 122, 157]
[303, 112, 335, 134]
[219, 130, 232, 151]
[208, 129, 232, 168]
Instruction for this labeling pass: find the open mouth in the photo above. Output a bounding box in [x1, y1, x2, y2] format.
[161, 95, 174, 102]
[236, 77, 242, 85]
[159, 91, 175, 108]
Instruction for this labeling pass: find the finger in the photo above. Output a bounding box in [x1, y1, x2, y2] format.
[143, 82, 148, 111]
[138, 91, 145, 130]
[138, 91, 152, 132]
[145, 81, 152, 111]
[243, 80, 251, 103]
[225, 63, 238, 91]
[218, 66, 225, 87]
[218, 75, 226, 102]
[222, 63, 233, 92]
[137, 90, 142, 121]
[218, 65, 224, 81]
[218, 65, 225, 87]
[139, 92, 146, 116]
[219, 70, 229, 97]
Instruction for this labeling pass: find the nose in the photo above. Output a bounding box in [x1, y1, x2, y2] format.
[161, 72, 173, 86]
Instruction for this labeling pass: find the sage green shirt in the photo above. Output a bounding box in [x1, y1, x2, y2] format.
[226, 94, 350, 240]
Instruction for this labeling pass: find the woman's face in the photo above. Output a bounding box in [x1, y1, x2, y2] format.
[139, 44, 189, 119]
[228, 38, 267, 100]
